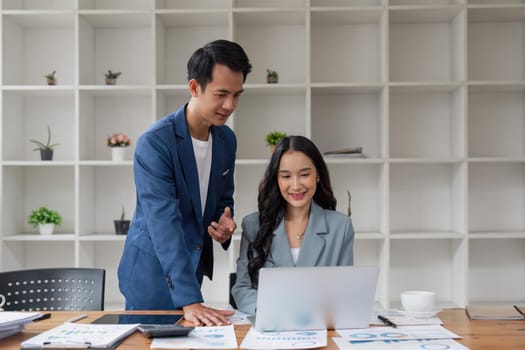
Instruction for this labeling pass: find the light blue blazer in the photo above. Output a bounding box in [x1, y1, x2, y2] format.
[118, 104, 236, 310]
[232, 201, 354, 314]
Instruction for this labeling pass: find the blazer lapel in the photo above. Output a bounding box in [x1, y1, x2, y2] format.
[174, 111, 202, 224]
[296, 202, 328, 267]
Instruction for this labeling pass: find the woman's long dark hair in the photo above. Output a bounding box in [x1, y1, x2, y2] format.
[247, 135, 336, 288]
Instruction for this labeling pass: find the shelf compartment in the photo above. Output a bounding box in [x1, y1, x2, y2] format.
[468, 7, 525, 81]
[390, 87, 465, 159]
[157, 0, 230, 10]
[1, 241, 75, 271]
[2, 91, 74, 161]
[234, 94, 306, 159]
[79, 13, 153, 85]
[1, 166, 74, 236]
[155, 90, 189, 120]
[468, 163, 525, 233]
[329, 163, 385, 234]
[79, 241, 125, 307]
[2, 0, 74, 10]
[78, 165, 135, 236]
[469, 238, 525, 303]
[468, 89, 525, 158]
[155, 11, 228, 85]
[233, 164, 266, 223]
[354, 239, 385, 307]
[79, 92, 151, 161]
[201, 240, 233, 306]
[311, 8, 385, 84]
[233, 10, 306, 85]
[311, 0, 384, 7]
[390, 238, 467, 308]
[2, 13, 74, 85]
[391, 0, 464, 5]
[79, 0, 151, 10]
[389, 6, 465, 82]
[390, 163, 466, 234]
[312, 88, 385, 159]
[234, 0, 305, 9]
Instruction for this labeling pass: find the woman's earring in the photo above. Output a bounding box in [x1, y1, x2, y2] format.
[317, 177, 320, 183]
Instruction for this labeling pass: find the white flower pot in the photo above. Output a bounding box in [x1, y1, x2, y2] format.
[111, 147, 127, 161]
[39, 223, 55, 235]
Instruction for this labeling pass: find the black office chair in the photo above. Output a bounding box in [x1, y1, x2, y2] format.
[0, 268, 105, 311]
[229, 272, 237, 309]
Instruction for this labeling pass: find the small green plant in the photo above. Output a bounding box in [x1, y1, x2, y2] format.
[266, 69, 278, 83]
[30, 125, 60, 151]
[28, 206, 62, 226]
[105, 70, 122, 79]
[44, 70, 56, 80]
[119, 205, 126, 221]
[265, 131, 288, 146]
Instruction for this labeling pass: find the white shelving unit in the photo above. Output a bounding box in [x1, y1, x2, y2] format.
[1, 0, 524, 310]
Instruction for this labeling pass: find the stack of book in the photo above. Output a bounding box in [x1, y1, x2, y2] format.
[0, 311, 44, 339]
[323, 147, 364, 158]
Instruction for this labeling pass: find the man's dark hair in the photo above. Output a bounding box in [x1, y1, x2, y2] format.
[187, 39, 252, 91]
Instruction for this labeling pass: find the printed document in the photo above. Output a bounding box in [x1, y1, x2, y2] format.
[151, 325, 237, 349]
[240, 327, 327, 349]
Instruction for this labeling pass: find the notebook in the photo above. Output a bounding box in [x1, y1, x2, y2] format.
[252, 265, 379, 332]
[466, 305, 525, 320]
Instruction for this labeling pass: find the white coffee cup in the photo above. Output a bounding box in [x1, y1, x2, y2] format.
[401, 290, 436, 312]
[0, 294, 6, 311]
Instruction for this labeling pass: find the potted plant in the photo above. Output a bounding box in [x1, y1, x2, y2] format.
[44, 70, 57, 85]
[104, 70, 122, 85]
[265, 131, 287, 153]
[266, 69, 278, 84]
[114, 205, 131, 235]
[107, 132, 131, 161]
[28, 206, 62, 235]
[30, 125, 59, 161]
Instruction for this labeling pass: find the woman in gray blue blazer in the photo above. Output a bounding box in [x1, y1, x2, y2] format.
[232, 136, 354, 314]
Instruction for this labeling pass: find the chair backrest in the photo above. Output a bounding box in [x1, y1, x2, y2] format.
[0, 268, 105, 311]
[229, 272, 237, 309]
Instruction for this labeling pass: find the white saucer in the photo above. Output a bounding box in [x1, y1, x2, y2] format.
[396, 309, 442, 319]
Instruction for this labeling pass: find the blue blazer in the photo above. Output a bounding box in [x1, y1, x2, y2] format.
[232, 201, 355, 314]
[118, 104, 236, 310]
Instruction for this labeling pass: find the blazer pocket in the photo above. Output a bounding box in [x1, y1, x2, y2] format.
[222, 168, 230, 176]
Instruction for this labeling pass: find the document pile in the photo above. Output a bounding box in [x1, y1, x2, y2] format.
[0, 311, 43, 339]
[334, 309, 468, 350]
[20, 322, 138, 349]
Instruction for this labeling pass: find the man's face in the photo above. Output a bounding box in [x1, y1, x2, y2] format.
[192, 64, 245, 127]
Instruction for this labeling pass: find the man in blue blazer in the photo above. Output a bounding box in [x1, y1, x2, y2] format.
[118, 40, 252, 326]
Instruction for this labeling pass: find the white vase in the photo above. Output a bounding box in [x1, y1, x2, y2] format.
[111, 147, 127, 161]
[39, 223, 55, 235]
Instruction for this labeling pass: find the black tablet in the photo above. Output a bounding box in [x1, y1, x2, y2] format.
[92, 314, 184, 325]
[92, 314, 194, 338]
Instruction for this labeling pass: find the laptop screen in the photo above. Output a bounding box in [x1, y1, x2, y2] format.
[254, 266, 378, 332]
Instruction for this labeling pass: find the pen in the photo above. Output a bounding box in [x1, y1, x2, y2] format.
[377, 314, 397, 328]
[42, 341, 90, 349]
[64, 314, 88, 323]
[34, 312, 52, 322]
[513, 305, 524, 316]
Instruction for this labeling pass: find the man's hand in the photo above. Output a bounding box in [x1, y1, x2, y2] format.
[208, 207, 236, 244]
[182, 303, 234, 326]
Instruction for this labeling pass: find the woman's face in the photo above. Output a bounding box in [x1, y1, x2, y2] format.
[277, 150, 318, 211]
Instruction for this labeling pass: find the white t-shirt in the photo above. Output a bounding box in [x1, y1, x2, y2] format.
[192, 133, 213, 217]
[291, 247, 300, 265]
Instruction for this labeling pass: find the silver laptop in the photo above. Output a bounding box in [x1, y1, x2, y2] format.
[253, 266, 378, 332]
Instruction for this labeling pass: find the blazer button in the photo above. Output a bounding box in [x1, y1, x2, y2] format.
[195, 244, 202, 250]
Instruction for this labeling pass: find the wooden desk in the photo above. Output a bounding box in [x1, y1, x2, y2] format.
[2, 309, 524, 349]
